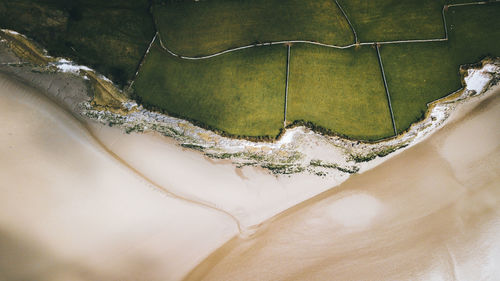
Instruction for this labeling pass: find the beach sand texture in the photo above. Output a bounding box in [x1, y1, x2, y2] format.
[186, 88, 500, 280]
[0, 74, 237, 281]
[0, 69, 499, 280]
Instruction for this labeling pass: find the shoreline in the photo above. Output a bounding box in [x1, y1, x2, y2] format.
[1, 28, 499, 232]
[0, 73, 240, 281]
[2, 68, 498, 280]
[185, 83, 500, 281]
[2, 29, 499, 179]
[1, 28, 500, 280]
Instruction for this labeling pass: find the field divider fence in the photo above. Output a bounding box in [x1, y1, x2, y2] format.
[334, 0, 358, 44]
[284, 44, 291, 127]
[375, 44, 398, 136]
[152, 1, 497, 60]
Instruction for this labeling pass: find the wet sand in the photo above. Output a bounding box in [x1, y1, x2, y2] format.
[186, 88, 500, 280]
[0, 74, 238, 281]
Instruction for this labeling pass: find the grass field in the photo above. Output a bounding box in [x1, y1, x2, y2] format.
[1, 0, 499, 141]
[447, 2, 500, 65]
[338, 0, 445, 42]
[133, 43, 287, 138]
[380, 42, 460, 133]
[153, 0, 354, 57]
[381, 2, 500, 133]
[288, 44, 394, 140]
[0, 0, 155, 86]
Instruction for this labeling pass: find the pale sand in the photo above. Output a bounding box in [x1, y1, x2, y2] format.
[1, 68, 499, 280]
[0, 74, 238, 281]
[185, 88, 500, 280]
[87, 123, 339, 229]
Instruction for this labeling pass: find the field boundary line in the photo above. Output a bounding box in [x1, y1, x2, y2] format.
[334, 0, 358, 43]
[153, 1, 497, 60]
[129, 32, 158, 89]
[375, 44, 397, 135]
[284, 45, 291, 127]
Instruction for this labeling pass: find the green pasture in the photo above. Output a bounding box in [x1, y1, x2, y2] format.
[380, 2, 500, 133]
[288, 44, 394, 140]
[338, 0, 445, 42]
[133, 43, 286, 138]
[153, 0, 354, 57]
[0, 0, 155, 86]
[447, 2, 500, 65]
[380, 42, 460, 133]
[1, 0, 499, 141]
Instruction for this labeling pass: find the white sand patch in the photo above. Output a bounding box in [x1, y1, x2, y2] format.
[465, 64, 499, 93]
[1, 29, 22, 36]
[50, 58, 92, 74]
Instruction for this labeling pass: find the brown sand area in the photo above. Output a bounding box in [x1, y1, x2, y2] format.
[0, 69, 499, 280]
[186, 88, 500, 280]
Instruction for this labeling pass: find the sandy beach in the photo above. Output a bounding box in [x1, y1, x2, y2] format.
[86, 122, 341, 230]
[1, 66, 499, 281]
[186, 87, 500, 280]
[0, 74, 238, 281]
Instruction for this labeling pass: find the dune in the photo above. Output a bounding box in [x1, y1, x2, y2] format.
[185, 86, 500, 280]
[0, 73, 238, 281]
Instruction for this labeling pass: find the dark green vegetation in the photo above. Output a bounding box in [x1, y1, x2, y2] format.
[1, 0, 499, 141]
[153, 0, 353, 56]
[447, 2, 500, 65]
[133, 43, 286, 138]
[381, 2, 500, 133]
[288, 44, 394, 140]
[0, 0, 155, 86]
[338, 0, 446, 42]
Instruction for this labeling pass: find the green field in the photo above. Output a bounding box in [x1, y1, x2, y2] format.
[338, 0, 445, 42]
[133, 43, 286, 138]
[447, 2, 500, 65]
[380, 42, 460, 133]
[1, 0, 499, 141]
[381, 2, 500, 133]
[288, 44, 394, 140]
[153, 0, 354, 56]
[0, 0, 155, 86]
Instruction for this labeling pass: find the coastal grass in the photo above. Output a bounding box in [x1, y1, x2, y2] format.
[133, 43, 286, 138]
[381, 2, 500, 133]
[338, 0, 445, 42]
[0, 0, 155, 86]
[153, 0, 354, 57]
[287, 44, 394, 141]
